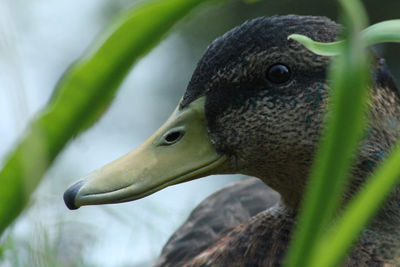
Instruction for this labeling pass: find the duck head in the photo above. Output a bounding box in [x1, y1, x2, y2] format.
[64, 15, 399, 212]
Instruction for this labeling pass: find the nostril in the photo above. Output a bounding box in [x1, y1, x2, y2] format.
[165, 131, 182, 143]
[63, 180, 86, 210]
[162, 130, 184, 145]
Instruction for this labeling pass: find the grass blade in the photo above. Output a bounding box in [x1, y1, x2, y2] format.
[0, 0, 211, 235]
[288, 34, 345, 57]
[362, 19, 400, 45]
[288, 20, 400, 56]
[287, 35, 344, 56]
[284, 0, 370, 266]
[310, 141, 400, 266]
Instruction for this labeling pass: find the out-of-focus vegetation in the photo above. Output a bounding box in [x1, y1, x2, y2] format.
[0, 0, 212, 237]
[285, 0, 400, 266]
[286, 0, 370, 265]
[0, 0, 399, 266]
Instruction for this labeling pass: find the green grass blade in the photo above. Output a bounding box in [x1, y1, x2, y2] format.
[310, 141, 400, 267]
[0, 0, 211, 235]
[362, 19, 400, 45]
[284, 0, 370, 266]
[287, 34, 345, 56]
[288, 20, 400, 56]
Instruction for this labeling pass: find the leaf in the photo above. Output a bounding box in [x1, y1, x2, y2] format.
[0, 0, 212, 235]
[305, 19, 400, 267]
[362, 19, 400, 45]
[284, 0, 371, 266]
[310, 141, 400, 266]
[287, 34, 345, 56]
[288, 19, 400, 56]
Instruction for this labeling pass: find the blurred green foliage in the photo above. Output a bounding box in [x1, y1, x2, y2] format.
[286, 0, 370, 265]
[286, 1, 400, 266]
[0, 0, 211, 237]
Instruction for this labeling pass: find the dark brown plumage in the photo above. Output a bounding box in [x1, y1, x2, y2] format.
[154, 178, 279, 267]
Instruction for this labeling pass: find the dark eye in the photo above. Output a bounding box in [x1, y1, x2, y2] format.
[163, 130, 183, 145]
[266, 64, 291, 84]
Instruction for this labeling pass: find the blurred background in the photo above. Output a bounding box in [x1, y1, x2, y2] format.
[0, 0, 399, 266]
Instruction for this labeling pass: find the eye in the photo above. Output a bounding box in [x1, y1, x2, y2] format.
[266, 64, 291, 84]
[162, 130, 184, 145]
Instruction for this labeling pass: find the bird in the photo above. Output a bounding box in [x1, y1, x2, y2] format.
[63, 15, 400, 266]
[153, 178, 280, 267]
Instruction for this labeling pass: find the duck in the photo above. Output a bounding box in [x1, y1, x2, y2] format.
[154, 177, 280, 267]
[63, 15, 400, 266]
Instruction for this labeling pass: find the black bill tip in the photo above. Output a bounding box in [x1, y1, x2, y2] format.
[63, 180, 86, 210]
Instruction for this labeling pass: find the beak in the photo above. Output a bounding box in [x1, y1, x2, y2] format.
[63, 96, 227, 210]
